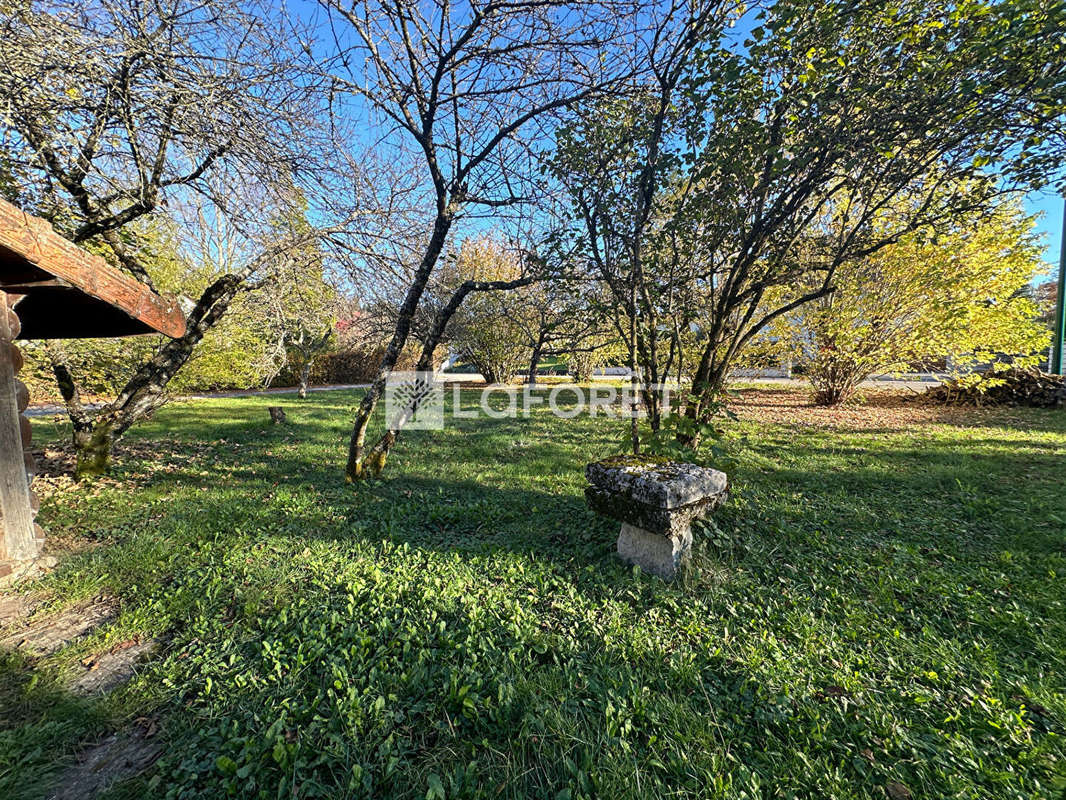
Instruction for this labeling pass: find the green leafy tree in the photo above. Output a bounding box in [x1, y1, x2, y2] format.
[549, 1, 733, 449]
[556, 0, 1066, 450]
[446, 237, 532, 385]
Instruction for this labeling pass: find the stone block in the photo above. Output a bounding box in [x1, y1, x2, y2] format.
[586, 455, 728, 509]
[616, 522, 693, 580]
[585, 455, 728, 580]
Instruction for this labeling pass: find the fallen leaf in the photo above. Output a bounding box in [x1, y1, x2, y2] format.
[815, 685, 850, 702]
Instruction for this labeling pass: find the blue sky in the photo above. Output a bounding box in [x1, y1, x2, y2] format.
[1026, 189, 1064, 281]
[295, 0, 1065, 286]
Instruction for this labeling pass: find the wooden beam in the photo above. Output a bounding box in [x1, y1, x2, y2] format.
[0, 278, 70, 292]
[0, 292, 38, 564]
[0, 199, 186, 338]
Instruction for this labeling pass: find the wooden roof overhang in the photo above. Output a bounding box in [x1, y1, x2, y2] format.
[0, 198, 186, 340]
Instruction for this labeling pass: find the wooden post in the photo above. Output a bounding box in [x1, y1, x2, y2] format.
[0, 290, 38, 572]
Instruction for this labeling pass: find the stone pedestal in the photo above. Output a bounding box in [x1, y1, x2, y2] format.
[616, 522, 693, 579]
[585, 455, 728, 580]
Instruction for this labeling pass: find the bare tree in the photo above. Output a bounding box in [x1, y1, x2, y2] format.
[317, 0, 643, 479]
[262, 258, 341, 399]
[507, 278, 607, 386]
[51, 195, 323, 477]
[0, 0, 330, 476]
[549, 0, 742, 449]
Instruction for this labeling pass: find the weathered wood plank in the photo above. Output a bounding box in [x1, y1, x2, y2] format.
[0, 293, 38, 563]
[0, 199, 186, 338]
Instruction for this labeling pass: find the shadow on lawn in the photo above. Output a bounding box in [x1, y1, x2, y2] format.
[17, 409, 1066, 797]
[2, 581, 771, 800]
[39, 405, 1065, 595]
[19, 384, 1066, 795]
[105, 461, 620, 570]
[42, 423, 1064, 647]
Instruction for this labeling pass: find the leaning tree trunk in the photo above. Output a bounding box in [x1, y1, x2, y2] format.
[298, 362, 310, 399]
[354, 273, 536, 478]
[352, 287, 459, 478]
[48, 350, 100, 480]
[52, 275, 245, 480]
[346, 215, 453, 481]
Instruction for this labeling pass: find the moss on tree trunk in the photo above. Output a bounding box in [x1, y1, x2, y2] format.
[74, 422, 114, 481]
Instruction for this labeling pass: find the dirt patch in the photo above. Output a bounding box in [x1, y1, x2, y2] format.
[70, 638, 158, 696]
[33, 438, 215, 479]
[0, 594, 117, 656]
[29, 446, 121, 507]
[49, 722, 162, 800]
[728, 388, 1003, 431]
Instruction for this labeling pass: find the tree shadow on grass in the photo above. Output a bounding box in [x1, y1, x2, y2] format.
[36, 421, 1065, 670]
[720, 436, 1066, 662]
[18, 397, 1066, 797]
[2, 575, 805, 800]
[37, 397, 1066, 602]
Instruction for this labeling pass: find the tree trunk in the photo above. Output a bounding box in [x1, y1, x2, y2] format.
[677, 344, 731, 449]
[628, 280, 640, 456]
[50, 347, 113, 480]
[298, 362, 310, 399]
[526, 332, 545, 386]
[811, 368, 861, 406]
[634, 327, 665, 432]
[352, 272, 535, 477]
[51, 274, 245, 479]
[346, 214, 453, 481]
[351, 282, 463, 478]
[73, 421, 115, 481]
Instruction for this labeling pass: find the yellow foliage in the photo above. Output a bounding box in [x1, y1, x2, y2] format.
[790, 198, 1050, 403]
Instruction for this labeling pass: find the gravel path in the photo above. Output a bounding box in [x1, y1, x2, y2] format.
[23, 382, 372, 418]
[25, 373, 943, 418]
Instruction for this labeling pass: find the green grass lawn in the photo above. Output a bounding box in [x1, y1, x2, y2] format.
[3, 388, 1065, 799]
